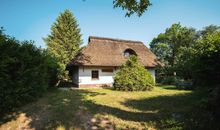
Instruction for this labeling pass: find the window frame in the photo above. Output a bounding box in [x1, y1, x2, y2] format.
[91, 70, 99, 80]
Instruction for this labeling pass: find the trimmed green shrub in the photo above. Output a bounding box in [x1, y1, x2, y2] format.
[113, 56, 154, 91]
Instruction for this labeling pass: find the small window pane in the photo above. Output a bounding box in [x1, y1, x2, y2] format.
[92, 70, 99, 79]
[124, 52, 130, 57]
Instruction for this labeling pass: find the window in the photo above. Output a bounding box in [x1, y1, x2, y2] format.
[124, 49, 137, 57]
[91, 70, 99, 79]
[102, 69, 113, 72]
[124, 51, 130, 57]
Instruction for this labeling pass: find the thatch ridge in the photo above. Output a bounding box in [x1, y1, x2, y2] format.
[89, 36, 143, 44]
[68, 36, 161, 68]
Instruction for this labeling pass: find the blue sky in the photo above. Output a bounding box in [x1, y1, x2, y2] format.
[0, 0, 220, 47]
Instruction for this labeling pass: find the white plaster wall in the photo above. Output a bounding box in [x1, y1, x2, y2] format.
[78, 66, 156, 85]
[147, 68, 155, 82]
[78, 67, 115, 85]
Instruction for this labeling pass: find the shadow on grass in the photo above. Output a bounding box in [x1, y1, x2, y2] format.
[157, 85, 179, 90]
[157, 85, 193, 90]
[85, 92, 217, 130]
[1, 89, 218, 130]
[0, 89, 106, 130]
[121, 93, 198, 129]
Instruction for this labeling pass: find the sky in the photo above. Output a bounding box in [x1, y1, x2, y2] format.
[0, 0, 220, 48]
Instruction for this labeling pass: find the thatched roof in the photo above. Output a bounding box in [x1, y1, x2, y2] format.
[68, 36, 160, 68]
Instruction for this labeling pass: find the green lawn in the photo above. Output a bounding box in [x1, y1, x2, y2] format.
[0, 86, 214, 130]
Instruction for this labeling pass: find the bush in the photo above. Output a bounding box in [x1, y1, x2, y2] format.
[0, 28, 58, 115]
[161, 76, 177, 85]
[113, 56, 154, 91]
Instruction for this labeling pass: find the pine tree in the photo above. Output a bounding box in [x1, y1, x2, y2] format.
[44, 10, 82, 79]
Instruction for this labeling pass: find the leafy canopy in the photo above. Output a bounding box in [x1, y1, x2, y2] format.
[44, 9, 82, 79]
[190, 30, 220, 86]
[150, 23, 220, 87]
[150, 23, 197, 83]
[114, 55, 154, 91]
[113, 0, 151, 17]
[150, 23, 197, 68]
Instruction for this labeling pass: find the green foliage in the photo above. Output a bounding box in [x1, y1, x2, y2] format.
[113, 0, 151, 17]
[150, 23, 220, 86]
[113, 56, 154, 91]
[178, 26, 220, 125]
[152, 25, 220, 123]
[0, 28, 58, 114]
[173, 25, 220, 87]
[175, 25, 220, 85]
[44, 9, 82, 79]
[161, 76, 176, 85]
[43, 50, 59, 87]
[150, 23, 197, 66]
[191, 31, 220, 86]
[175, 46, 195, 80]
[209, 86, 220, 121]
[199, 25, 220, 36]
[150, 23, 198, 81]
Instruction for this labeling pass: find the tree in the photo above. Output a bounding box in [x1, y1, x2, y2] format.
[193, 26, 220, 122]
[199, 25, 220, 36]
[151, 24, 220, 85]
[44, 10, 82, 79]
[113, 56, 154, 91]
[175, 25, 220, 84]
[113, 0, 151, 17]
[150, 23, 197, 68]
[150, 23, 197, 81]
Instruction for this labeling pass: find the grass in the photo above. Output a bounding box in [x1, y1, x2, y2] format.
[0, 86, 216, 130]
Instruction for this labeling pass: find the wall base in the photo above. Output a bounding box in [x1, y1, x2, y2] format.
[79, 84, 112, 88]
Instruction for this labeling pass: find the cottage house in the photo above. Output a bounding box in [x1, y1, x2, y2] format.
[67, 36, 160, 88]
